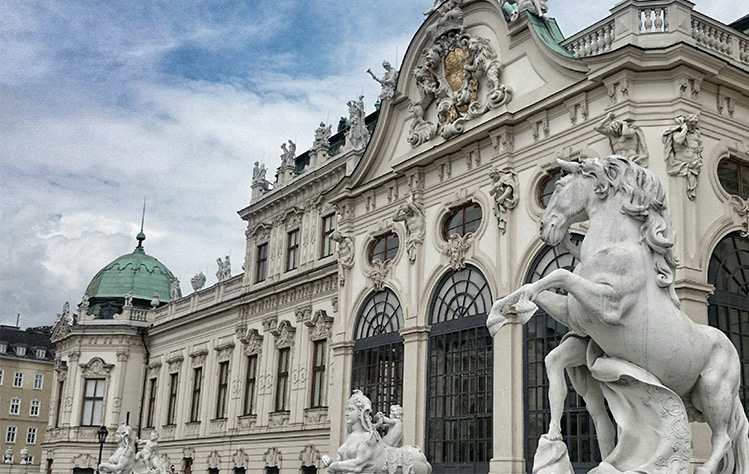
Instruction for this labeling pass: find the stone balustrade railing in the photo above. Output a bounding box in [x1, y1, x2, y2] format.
[152, 273, 245, 325]
[560, 0, 749, 67]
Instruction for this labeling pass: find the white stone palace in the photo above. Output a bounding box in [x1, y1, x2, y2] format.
[43, 1, 749, 473]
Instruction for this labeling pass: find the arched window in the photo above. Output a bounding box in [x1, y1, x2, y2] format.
[523, 235, 601, 472]
[351, 289, 404, 415]
[426, 265, 493, 474]
[443, 202, 482, 239]
[717, 157, 749, 199]
[538, 168, 562, 208]
[708, 232, 749, 415]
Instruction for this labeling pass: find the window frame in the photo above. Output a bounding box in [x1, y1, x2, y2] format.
[215, 361, 229, 419]
[167, 373, 179, 425]
[27, 427, 37, 445]
[36, 349, 46, 358]
[30, 399, 41, 417]
[275, 348, 291, 412]
[243, 354, 258, 416]
[6, 426, 17, 444]
[55, 380, 64, 428]
[310, 340, 327, 408]
[369, 232, 399, 263]
[9, 397, 21, 415]
[538, 168, 562, 208]
[320, 214, 336, 258]
[442, 202, 483, 239]
[189, 367, 202, 422]
[256, 242, 268, 283]
[33, 373, 43, 390]
[286, 229, 300, 271]
[81, 379, 105, 426]
[146, 377, 157, 428]
[0, 369, 3, 385]
[13, 371, 23, 388]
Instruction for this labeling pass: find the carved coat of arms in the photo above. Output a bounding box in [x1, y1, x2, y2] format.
[409, 0, 512, 146]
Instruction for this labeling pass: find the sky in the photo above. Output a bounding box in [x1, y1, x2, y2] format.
[1, 0, 746, 329]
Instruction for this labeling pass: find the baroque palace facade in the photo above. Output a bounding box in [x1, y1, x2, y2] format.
[44, 1, 749, 473]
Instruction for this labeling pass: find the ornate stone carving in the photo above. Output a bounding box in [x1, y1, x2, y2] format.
[730, 196, 749, 238]
[662, 113, 703, 200]
[486, 156, 748, 474]
[182, 448, 195, 460]
[207, 451, 221, 469]
[190, 272, 206, 291]
[98, 425, 135, 474]
[271, 320, 296, 349]
[299, 444, 321, 467]
[488, 167, 519, 234]
[408, 1, 511, 147]
[501, 0, 548, 22]
[306, 310, 334, 341]
[331, 231, 354, 287]
[239, 328, 264, 356]
[346, 96, 370, 151]
[80, 357, 114, 377]
[74, 453, 98, 469]
[251, 222, 272, 244]
[295, 305, 313, 324]
[167, 355, 183, 373]
[214, 342, 235, 362]
[116, 350, 129, 362]
[264, 447, 282, 468]
[594, 113, 649, 166]
[369, 260, 392, 292]
[189, 349, 208, 367]
[147, 362, 162, 378]
[262, 315, 278, 333]
[280, 140, 296, 169]
[321, 390, 431, 474]
[252, 161, 271, 191]
[233, 449, 249, 469]
[367, 61, 398, 102]
[169, 278, 181, 300]
[444, 233, 473, 270]
[393, 195, 426, 264]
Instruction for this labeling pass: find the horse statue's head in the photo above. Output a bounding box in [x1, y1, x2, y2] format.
[542, 155, 680, 305]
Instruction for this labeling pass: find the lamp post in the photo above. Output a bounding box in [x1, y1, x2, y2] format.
[96, 425, 108, 474]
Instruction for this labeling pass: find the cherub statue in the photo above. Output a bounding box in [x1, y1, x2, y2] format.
[123, 291, 133, 307]
[663, 113, 703, 200]
[133, 430, 170, 474]
[367, 60, 398, 102]
[374, 405, 404, 448]
[99, 424, 136, 474]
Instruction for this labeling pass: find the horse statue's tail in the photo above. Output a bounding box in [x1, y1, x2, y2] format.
[725, 396, 749, 474]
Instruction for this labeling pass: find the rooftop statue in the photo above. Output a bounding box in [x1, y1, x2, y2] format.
[169, 278, 181, 300]
[367, 60, 398, 102]
[99, 424, 136, 474]
[252, 161, 270, 189]
[346, 95, 370, 151]
[499, 0, 547, 21]
[313, 122, 333, 151]
[487, 156, 749, 474]
[280, 140, 296, 168]
[216, 256, 231, 282]
[321, 390, 432, 474]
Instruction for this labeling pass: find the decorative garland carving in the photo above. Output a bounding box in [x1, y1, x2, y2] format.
[408, 0, 511, 147]
[488, 167, 519, 234]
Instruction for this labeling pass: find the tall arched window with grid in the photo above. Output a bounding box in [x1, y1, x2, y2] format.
[708, 231, 749, 417]
[523, 235, 603, 473]
[351, 289, 404, 415]
[426, 265, 493, 474]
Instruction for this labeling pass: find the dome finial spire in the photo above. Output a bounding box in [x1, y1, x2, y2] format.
[136, 198, 146, 251]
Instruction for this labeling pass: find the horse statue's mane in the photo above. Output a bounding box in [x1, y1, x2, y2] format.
[581, 155, 680, 306]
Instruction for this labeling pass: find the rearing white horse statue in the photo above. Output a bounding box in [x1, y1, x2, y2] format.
[487, 156, 749, 474]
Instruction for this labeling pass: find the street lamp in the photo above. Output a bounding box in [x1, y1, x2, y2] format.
[96, 425, 108, 474]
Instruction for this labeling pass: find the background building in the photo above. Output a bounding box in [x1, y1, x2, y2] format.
[44, 1, 749, 473]
[0, 326, 55, 468]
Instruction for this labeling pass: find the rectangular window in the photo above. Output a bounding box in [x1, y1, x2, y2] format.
[16, 346, 26, 356]
[184, 458, 193, 474]
[321, 214, 336, 258]
[82, 379, 105, 426]
[167, 373, 179, 425]
[27, 427, 37, 445]
[146, 377, 157, 427]
[30, 399, 41, 417]
[190, 367, 202, 422]
[13, 371, 23, 388]
[275, 348, 290, 411]
[243, 355, 258, 415]
[256, 243, 268, 283]
[310, 340, 327, 408]
[9, 398, 20, 415]
[0, 369, 4, 385]
[0, 343, 6, 353]
[215, 361, 229, 419]
[55, 380, 64, 428]
[6, 426, 16, 443]
[34, 373, 44, 390]
[286, 229, 300, 271]
[36, 349, 46, 358]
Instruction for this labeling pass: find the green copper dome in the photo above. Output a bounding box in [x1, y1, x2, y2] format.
[85, 233, 176, 305]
